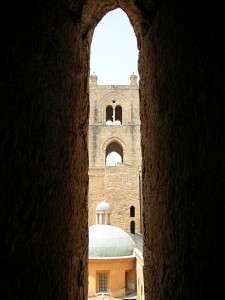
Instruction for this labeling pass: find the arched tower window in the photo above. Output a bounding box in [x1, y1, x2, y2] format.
[106, 142, 123, 166]
[130, 206, 135, 217]
[105, 104, 122, 125]
[130, 220, 135, 234]
[106, 105, 113, 124]
[115, 105, 122, 125]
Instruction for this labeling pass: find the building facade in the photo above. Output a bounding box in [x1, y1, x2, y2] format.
[88, 202, 136, 298]
[88, 73, 142, 234]
[88, 74, 144, 299]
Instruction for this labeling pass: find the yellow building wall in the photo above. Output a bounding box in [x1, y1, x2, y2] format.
[88, 257, 135, 298]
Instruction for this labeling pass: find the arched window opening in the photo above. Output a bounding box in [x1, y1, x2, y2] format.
[115, 105, 122, 125]
[106, 105, 113, 124]
[106, 142, 123, 166]
[90, 8, 139, 85]
[130, 206, 135, 217]
[89, 6, 142, 300]
[130, 221, 135, 234]
[106, 152, 122, 166]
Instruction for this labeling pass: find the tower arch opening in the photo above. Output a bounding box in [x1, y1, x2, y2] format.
[105, 141, 123, 166]
[115, 105, 122, 125]
[106, 105, 113, 124]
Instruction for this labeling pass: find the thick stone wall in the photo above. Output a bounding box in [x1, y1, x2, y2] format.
[1, 1, 89, 299]
[139, 1, 225, 299]
[1, 1, 225, 299]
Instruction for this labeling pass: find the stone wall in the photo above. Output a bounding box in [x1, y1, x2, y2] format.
[89, 84, 141, 168]
[1, 1, 90, 299]
[89, 164, 141, 233]
[88, 82, 142, 233]
[1, 1, 225, 299]
[139, 1, 225, 299]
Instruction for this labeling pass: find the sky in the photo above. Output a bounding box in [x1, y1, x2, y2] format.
[90, 8, 139, 85]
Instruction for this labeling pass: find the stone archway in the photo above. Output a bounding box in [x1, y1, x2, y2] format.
[79, 2, 159, 299]
[3, 1, 225, 300]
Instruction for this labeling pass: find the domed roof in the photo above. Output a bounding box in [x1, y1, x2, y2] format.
[89, 225, 135, 258]
[96, 199, 110, 211]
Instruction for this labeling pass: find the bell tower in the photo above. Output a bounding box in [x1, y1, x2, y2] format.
[88, 73, 142, 234]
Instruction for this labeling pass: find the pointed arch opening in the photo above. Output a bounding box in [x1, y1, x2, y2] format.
[105, 141, 123, 166]
[106, 105, 113, 124]
[115, 105, 122, 125]
[90, 8, 139, 85]
[88, 5, 144, 300]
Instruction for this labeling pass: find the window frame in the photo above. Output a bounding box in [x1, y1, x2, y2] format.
[97, 272, 109, 293]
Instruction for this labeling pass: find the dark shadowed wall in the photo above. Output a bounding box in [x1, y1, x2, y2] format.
[1, 0, 225, 299]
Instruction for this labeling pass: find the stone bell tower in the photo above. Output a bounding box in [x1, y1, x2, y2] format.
[88, 73, 142, 234]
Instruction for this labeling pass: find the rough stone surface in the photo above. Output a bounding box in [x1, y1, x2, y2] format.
[1, 0, 225, 299]
[1, 1, 89, 299]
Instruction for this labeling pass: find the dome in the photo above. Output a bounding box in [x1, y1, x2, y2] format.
[96, 200, 110, 211]
[89, 225, 135, 258]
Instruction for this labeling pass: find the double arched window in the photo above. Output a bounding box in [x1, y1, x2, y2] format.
[105, 142, 123, 166]
[106, 105, 122, 125]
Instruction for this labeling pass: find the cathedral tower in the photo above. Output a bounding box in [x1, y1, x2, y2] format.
[88, 73, 142, 234]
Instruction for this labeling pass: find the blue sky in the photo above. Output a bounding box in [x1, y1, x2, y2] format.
[90, 8, 139, 85]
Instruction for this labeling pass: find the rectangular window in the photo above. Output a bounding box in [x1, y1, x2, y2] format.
[99, 273, 108, 292]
